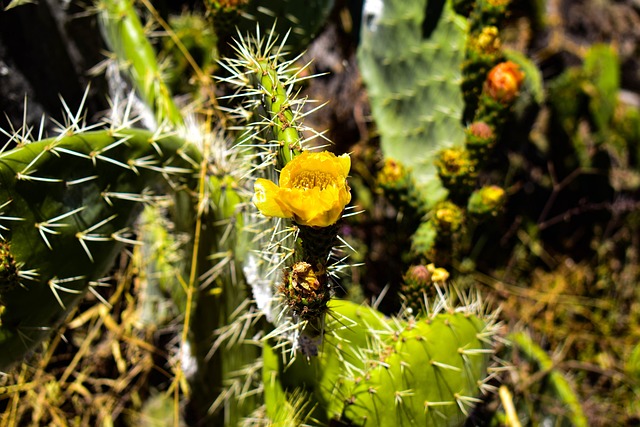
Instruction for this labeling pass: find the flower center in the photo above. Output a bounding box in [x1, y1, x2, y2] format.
[291, 171, 333, 190]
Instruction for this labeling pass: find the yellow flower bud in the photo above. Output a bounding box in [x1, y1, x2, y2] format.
[427, 263, 450, 283]
[253, 151, 351, 227]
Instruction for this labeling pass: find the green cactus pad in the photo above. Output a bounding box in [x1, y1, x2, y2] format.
[280, 298, 497, 426]
[358, 0, 468, 206]
[0, 129, 197, 369]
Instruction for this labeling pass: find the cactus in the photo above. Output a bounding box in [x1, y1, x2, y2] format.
[0, 128, 198, 368]
[359, 0, 468, 205]
[367, 0, 523, 273]
[274, 287, 499, 426]
[97, 0, 184, 127]
[6, 0, 620, 424]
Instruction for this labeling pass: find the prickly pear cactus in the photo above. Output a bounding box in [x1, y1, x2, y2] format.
[359, 0, 468, 205]
[0, 129, 197, 369]
[278, 290, 499, 426]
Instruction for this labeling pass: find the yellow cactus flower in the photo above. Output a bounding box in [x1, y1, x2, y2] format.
[253, 151, 351, 227]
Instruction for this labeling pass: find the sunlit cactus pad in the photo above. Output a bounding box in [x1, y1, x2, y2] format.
[359, 0, 468, 205]
[281, 293, 498, 426]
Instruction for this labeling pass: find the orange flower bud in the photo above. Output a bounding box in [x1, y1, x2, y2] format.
[485, 61, 524, 103]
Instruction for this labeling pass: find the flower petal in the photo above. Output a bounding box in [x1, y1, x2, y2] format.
[259, 150, 352, 227]
[253, 178, 292, 218]
[337, 153, 351, 177]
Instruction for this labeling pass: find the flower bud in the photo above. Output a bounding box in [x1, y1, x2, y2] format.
[467, 121, 494, 140]
[474, 26, 501, 55]
[432, 201, 464, 236]
[401, 264, 450, 314]
[485, 61, 524, 103]
[377, 158, 406, 187]
[468, 185, 507, 217]
[465, 121, 497, 163]
[435, 147, 476, 202]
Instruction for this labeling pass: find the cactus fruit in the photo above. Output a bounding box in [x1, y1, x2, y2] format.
[464, 121, 496, 165]
[278, 290, 499, 426]
[0, 128, 197, 369]
[401, 263, 450, 312]
[435, 147, 477, 205]
[474, 60, 525, 129]
[377, 158, 428, 221]
[467, 185, 506, 218]
[359, 0, 468, 205]
[461, 26, 504, 123]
